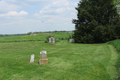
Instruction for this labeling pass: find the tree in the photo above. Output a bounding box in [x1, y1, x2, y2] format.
[115, 0, 120, 14]
[27, 32, 32, 35]
[72, 0, 119, 43]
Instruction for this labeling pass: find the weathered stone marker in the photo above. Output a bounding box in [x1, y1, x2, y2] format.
[49, 37, 55, 45]
[30, 54, 35, 63]
[69, 38, 75, 43]
[49, 37, 51, 43]
[39, 51, 48, 64]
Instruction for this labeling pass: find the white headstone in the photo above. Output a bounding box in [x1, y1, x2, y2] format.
[51, 37, 55, 44]
[30, 54, 35, 63]
[39, 51, 48, 64]
[40, 51, 47, 59]
[49, 38, 51, 43]
[40, 51, 47, 54]
[49, 37, 55, 44]
[69, 38, 75, 43]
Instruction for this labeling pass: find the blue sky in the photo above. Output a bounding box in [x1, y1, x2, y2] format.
[0, 0, 80, 34]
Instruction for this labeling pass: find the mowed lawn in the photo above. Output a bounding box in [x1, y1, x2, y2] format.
[0, 40, 118, 80]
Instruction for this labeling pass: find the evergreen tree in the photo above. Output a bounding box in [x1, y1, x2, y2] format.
[73, 0, 119, 43]
[115, 0, 120, 14]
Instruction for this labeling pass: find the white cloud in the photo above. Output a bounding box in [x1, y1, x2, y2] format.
[0, 10, 28, 17]
[34, 0, 77, 21]
[0, 0, 79, 34]
[52, 0, 70, 6]
[37, 2, 70, 16]
[2, 22, 14, 26]
[26, 0, 46, 1]
[19, 10, 28, 15]
[3, 0, 16, 2]
[32, 0, 78, 30]
[56, 8, 65, 13]
[0, 0, 20, 12]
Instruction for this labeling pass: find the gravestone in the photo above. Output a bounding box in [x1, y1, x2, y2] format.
[39, 51, 48, 64]
[51, 37, 55, 44]
[49, 37, 55, 44]
[49, 38, 51, 43]
[69, 38, 75, 43]
[30, 54, 35, 63]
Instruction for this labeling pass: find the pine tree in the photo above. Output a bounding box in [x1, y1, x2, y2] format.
[73, 0, 119, 43]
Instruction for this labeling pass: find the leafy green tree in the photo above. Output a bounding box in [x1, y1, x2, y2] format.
[73, 0, 119, 43]
[27, 32, 32, 35]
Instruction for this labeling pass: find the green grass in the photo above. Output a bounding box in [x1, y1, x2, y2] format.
[109, 39, 120, 80]
[0, 40, 118, 80]
[0, 32, 72, 42]
[109, 39, 120, 52]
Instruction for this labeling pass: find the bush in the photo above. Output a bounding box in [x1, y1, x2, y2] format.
[46, 35, 54, 41]
[45, 40, 49, 43]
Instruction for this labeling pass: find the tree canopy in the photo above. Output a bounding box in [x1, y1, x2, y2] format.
[72, 0, 120, 43]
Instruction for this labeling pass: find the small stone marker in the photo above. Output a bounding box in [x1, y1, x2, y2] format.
[49, 38, 51, 43]
[51, 37, 55, 44]
[49, 37, 55, 44]
[69, 38, 75, 43]
[30, 54, 35, 63]
[39, 51, 48, 64]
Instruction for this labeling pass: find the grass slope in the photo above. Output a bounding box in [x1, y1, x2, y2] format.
[0, 40, 118, 80]
[109, 39, 120, 80]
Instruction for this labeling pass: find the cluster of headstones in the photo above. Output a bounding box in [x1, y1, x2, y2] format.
[30, 51, 48, 65]
[49, 37, 75, 43]
[30, 37, 55, 65]
[30, 38, 74, 64]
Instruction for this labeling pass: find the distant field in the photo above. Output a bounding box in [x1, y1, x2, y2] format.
[0, 40, 118, 80]
[0, 32, 72, 42]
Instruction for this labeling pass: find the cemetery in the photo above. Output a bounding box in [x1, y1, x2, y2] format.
[0, 36, 118, 80]
[0, 0, 120, 80]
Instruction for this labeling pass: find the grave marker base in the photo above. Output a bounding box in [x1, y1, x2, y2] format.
[39, 59, 48, 64]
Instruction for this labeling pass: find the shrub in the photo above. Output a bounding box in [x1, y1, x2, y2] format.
[45, 40, 49, 43]
[46, 35, 54, 41]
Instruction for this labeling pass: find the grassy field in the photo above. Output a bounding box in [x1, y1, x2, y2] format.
[0, 39, 118, 80]
[0, 32, 72, 42]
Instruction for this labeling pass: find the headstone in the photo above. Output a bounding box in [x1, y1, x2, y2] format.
[39, 51, 48, 64]
[30, 54, 35, 63]
[69, 38, 75, 43]
[49, 37, 55, 44]
[49, 38, 51, 43]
